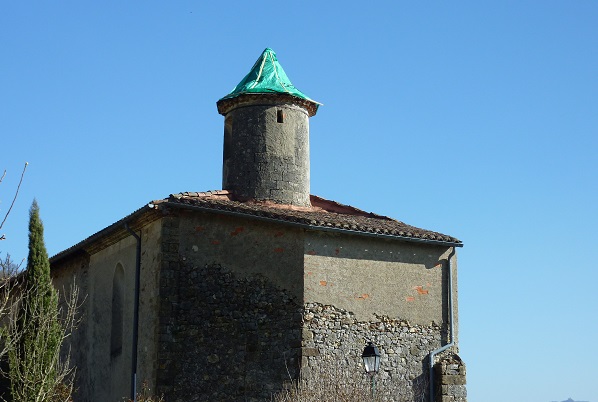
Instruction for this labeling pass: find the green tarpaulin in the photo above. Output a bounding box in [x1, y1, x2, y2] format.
[220, 48, 320, 108]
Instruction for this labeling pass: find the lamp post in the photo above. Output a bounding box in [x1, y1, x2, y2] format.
[362, 341, 381, 400]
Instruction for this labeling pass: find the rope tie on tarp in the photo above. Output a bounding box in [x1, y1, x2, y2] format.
[248, 50, 293, 95]
[268, 51, 292, 95]
[249, 54, 267, 90]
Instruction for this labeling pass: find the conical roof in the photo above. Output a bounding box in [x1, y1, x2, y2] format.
[219, 48, 320, 109]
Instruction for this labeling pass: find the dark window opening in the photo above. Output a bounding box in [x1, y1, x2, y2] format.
[277, 109, 284, 123]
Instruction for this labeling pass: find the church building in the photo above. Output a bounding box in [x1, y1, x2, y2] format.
[50, 48, 466, 402]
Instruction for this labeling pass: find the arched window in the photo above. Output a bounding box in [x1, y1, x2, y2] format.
[111, 263, 124, 357]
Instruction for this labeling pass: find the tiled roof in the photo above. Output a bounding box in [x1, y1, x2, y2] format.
[161, 191, 462, 246]
[51, 190, 461, 264]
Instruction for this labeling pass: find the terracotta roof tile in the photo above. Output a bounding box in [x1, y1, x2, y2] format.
[164, 191, 461, 245]
[51, 190, 461, 264]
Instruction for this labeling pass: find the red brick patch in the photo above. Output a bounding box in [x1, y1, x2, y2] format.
[230, 227, 245, 236]
[414, 286, 429, 295]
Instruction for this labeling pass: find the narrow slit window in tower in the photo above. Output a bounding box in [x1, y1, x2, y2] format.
[277, 109, 284, 123]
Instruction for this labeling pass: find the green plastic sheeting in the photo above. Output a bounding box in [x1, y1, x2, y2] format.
[220, 48, 320, 107]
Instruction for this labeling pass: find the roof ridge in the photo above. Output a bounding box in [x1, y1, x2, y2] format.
[310, 195, 394, 221]
[170, 190, 231, 200]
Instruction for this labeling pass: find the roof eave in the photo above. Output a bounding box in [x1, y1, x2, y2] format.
[50, 197, 462, 267]
[49, 203, 161, 265]
[160, 201, 463, 248]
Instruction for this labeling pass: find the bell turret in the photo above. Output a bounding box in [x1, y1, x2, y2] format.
[217, 48, 319, 207]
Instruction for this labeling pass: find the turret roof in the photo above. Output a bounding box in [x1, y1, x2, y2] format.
[219, 48, 320, 109]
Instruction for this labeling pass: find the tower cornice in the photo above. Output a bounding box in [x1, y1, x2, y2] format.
[217, 92, 318, 117]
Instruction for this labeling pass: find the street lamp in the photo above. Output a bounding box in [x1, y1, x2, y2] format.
[362, 341, 381, 399]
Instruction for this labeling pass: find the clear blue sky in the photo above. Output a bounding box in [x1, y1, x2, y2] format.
[1, 2, 597, 401]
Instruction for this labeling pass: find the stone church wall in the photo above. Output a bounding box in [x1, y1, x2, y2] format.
[300, 232, 455, 401]
[303, 231, 456, 326]
[156, 210, 306, 401]
[51, 253, 91, 400]
[155, 209, 459, 401]
[51, 219, 163, 402]
[51, 209, 461, 401]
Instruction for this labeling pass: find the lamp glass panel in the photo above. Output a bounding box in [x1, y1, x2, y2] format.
[363, 356, 376, 373]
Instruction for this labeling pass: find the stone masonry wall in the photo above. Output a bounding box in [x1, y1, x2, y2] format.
[154, 212, 464, 402]
[157, 262, 303, 401]
[302, 303, 445, 402]
[435, 354, 467, 402]
[222, 102, 311, 207]
[156, 215, 304, 401]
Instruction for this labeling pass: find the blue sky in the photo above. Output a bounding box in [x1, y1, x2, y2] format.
[1, 2, 597, 401]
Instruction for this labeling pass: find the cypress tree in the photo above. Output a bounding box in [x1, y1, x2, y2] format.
[24, 200, 56, 306]
[8, 200, 62, 401]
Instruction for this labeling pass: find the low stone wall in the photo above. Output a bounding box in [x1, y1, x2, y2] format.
[302, 303, 445, 401]
[435, 354, 466, 402]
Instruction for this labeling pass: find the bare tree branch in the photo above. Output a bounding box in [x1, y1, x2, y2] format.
[0, 162, 28, 241]
[0, 276, 82, 402]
